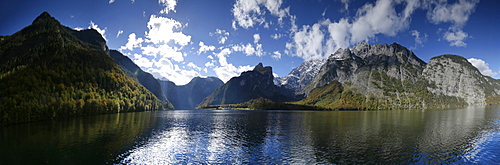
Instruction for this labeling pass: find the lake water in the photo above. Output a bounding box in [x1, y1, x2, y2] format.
[2, 106, 500, 164]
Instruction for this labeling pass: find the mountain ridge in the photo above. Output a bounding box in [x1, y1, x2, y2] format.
[0, 12, 170, 125]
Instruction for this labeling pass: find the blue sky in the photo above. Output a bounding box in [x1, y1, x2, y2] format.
[1, 0, 499, 85]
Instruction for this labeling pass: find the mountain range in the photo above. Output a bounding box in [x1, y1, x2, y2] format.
[2, 12, 500, 124]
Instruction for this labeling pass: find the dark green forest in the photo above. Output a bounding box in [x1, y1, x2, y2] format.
[0, 12, 171, 125]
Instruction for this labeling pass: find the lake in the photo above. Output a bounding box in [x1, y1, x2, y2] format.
[1, 106, 500, 164]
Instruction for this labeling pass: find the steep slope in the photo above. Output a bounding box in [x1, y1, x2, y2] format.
[422, 55, 500, 105]
[0, 12, 171, 125]
[298, 42, 499, 110]
[109, 50, 168, 102]
[161, 77, 223, 109]
[200, 63, 298, 106]
[278, 58, 326, 95]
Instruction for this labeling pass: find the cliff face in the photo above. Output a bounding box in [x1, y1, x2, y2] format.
[277, 59, 326, 95]
[200, 63, 298, 106]
[297, 42, 500, 109]
[310, 42, 426, 98]
[423, 55, 500, 105]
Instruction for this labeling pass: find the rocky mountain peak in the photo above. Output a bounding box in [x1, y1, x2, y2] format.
[330, 48, 354, 60]
[253, 62, 272, 75]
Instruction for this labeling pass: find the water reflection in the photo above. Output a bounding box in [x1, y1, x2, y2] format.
[2, 106, 500, 164]
[118, 107, 500, 164]
[0, 111, 159, 164]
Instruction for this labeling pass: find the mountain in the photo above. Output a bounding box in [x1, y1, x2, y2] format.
[109, 50, 169, 103]
[296, 42, 500, 110]
[161, 77, 223, 109]
[199, 63, 299, 107]
[422, 55, 500, 105]
[277, 58, 326, 95]
[0, 12, 171, 125]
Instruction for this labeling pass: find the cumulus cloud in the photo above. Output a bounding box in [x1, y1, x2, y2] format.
[120, 33, 143, 51]
[159, 0, 177, 14]
[187, 62, 201, 71]
[210, 29, 230, 44]
[232, 43, 264, 57]
[232, 0, 290, 29]
[145, 15, 191, 46]
[444, 30, 468, 47]
[119, 14, 194, 85]
[425, 0, 478, 47]
[132, 54, 154, 68]
[214, 64, 254, 83]
[89, 21, 107, 41]
[468, 58, 499, 77]
[253, 33, 260, 43]
[116, 30, 124, 38]
[206, 48, 255, 82]
[286, 0, 418, 60]
[286, 22, 325, 60]
[272, 51, 282, 60]
[198, 41, 216, 54]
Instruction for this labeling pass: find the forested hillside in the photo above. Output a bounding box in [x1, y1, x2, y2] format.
[0, 12, 171, 125]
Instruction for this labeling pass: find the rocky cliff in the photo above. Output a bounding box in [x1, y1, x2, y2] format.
[200, 63, 299, 106]
[295, 42, 500, 109]
[422, 55, 500, 105]
[278, 59, 325, 95]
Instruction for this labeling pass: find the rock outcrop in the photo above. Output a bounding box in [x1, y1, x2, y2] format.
[200, 63, 299, 106]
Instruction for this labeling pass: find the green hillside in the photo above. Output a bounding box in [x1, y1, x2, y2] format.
[0, 12, 171, 125]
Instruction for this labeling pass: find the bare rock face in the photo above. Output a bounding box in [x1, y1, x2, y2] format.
[422, 55, 499, 105]
[309, 42, 426, 97]
[301, 42, 500, 108]
[278, 58, 326, 95]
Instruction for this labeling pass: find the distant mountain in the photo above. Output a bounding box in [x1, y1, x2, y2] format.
[161, 77, 223, 109]
[296, 42, 500, 110]
[0, 12, 171, 125]
[199, 63, 299, 107]
[277, 58, 325, 95]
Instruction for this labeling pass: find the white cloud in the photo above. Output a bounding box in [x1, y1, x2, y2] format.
[109, 0, 115, 4]
[187, 62, 201, 71]
[120, 33, 144, 51]
[205, 61, 215, 67]
[232, 43, 264, 57]
[444, 30, 468, 47]
[159, 0, 177, 14]
[253, 33, 260, 43]
[272, 51, 282, 60]
[119, 14, 194, 85]
[270, 33, 284, 40]
[198, 41, 215, 54]
[145, 15, 191, 46]
[286, 0, 418, 60]
[214, 65, 254, 83]
[468, 58, 499, 77]
[424, 0, 478, 47]
[231, 0, 290, 29]
[411, 30, 428, 49]
[210, 29, 230, 44]
[116, 30, 124, 38]
[286, 22, 325, 60]
[89, 21, 107, 41]
[132, 54, 154, 68]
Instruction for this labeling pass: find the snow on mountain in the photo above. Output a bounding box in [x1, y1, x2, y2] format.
[277, 58, 326, 94]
